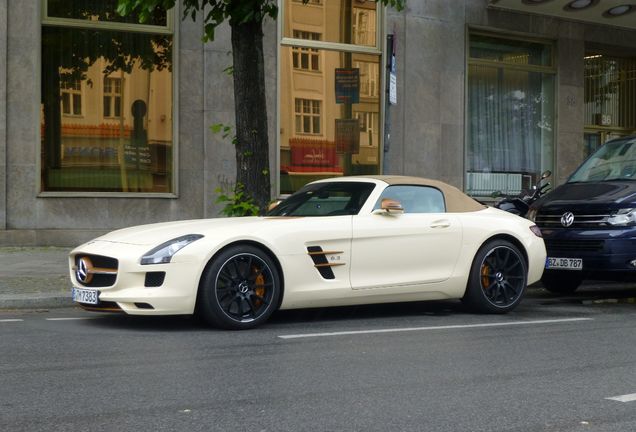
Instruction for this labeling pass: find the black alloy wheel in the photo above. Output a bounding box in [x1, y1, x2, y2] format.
[198, 245, 281, 329]
[463, 240, 527, 313]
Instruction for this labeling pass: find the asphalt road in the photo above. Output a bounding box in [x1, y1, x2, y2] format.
[1, 286, 636, 432]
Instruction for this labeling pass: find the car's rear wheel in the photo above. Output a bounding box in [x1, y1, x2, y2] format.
[540, 270, 582, 294]
[198, 245, 281, 330]
[463, 240, 527, 313]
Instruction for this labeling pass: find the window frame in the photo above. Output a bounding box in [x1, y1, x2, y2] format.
[38, 1, 178, 198]
[291, 30, 321, 72]
[103, 76, 123, 119]
[294, 98, 322, 135]
[60, 78, 83, 117]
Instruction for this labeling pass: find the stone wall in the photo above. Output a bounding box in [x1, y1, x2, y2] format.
[0, 0, 6, 230]
[1, 0, 636, 245]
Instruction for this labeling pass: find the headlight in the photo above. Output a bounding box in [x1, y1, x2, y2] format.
[529, 225, 542, 238]
[140, 234, 204, 265]
[527, 208, 538, 222]
[607, 208, 636, 226]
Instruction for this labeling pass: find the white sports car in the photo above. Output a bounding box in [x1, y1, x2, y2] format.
[69, 176, 546, 329]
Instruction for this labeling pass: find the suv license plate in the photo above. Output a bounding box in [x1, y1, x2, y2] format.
[545, 257, 583, 270]
[72, 287, 99, 305]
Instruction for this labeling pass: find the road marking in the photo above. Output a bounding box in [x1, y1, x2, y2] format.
[45, 317, 94, 321]
[0, 319, 24, 323]
[278, 317, 594, 339]
[606, 393, 636, 403]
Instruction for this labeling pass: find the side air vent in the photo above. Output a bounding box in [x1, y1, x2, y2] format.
[307, 246, 345, 280]
[144, 272, 166, 287]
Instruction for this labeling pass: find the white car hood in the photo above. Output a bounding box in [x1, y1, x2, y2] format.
[94, 217, 263, 246]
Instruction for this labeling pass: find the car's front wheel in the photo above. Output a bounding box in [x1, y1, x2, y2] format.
[463, 239, 527, 313]
[198, 245, 281, 330]
[540, 270, 582, 294]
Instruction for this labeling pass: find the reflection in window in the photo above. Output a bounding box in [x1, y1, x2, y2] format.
[469, 34, 553, 67]
[352, 8, 376, 46]
[355, 61, 378, 97]
[61, 79, 82, 116]
[103, 77, 122, 118]
[295, 99, 321, 135]
[281, 48, 381, 194]
[46, 0, 167, 26]
[355, 111, 378, 135]
[280, 1, 382, 195]
[466, 33, 555, 197]
[292, 31, 320, 72]
[284, 0, 378, 48]
[41, 7, 173, 193]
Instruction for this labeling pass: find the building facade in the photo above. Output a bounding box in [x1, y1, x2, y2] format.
[1, 0, 635, 246]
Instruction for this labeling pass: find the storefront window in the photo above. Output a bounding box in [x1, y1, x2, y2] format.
[41, 0, 173, 193]
[466, 33, 555, 197]
[280, 1, 382, 194]
[584, 54, 636, 133]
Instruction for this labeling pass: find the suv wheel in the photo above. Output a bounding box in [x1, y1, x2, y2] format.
[541, 270, 582, 294]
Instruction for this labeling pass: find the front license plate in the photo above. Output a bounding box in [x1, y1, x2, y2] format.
[72, 287, 99, 305]
[545, 257, 583, 270]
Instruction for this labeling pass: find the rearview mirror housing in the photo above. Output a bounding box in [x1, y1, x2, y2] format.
[377, 198, 404, 215]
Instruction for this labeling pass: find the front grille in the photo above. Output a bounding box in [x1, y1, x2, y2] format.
[535, 210, 610, 228]
[544, 239, 605, 253]
[74, 254, 118, 287]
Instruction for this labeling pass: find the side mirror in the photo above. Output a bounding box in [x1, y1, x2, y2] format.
[380, 198, 404, 214]
[541, 170, 552, 180]
[267, 200, 282, 212]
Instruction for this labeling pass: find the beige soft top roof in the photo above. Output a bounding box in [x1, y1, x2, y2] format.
[362, 175, 486, 213]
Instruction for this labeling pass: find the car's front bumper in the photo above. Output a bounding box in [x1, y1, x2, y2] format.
[541, 227, 636, 278]
[69, 241, 203, 315]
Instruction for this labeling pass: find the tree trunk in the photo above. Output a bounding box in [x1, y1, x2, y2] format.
[230, 19, 271, 212]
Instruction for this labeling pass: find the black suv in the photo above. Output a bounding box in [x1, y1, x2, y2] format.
[528, 135, 636, 293]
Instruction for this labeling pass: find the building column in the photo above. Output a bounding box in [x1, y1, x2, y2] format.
[0, 0, 7, 230]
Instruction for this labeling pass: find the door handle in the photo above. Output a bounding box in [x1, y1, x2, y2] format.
[430, 219, 451, 229]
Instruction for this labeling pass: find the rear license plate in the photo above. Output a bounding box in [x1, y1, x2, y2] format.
[545, 257, 583, 270]
[72, 287, 99, 305]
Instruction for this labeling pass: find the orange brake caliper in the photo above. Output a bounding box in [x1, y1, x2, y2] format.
[481, 264, 490, 289]
[253, 268, 266, 306]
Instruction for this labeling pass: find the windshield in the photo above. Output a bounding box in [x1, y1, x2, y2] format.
[569, 138, 636, 183]
[268, 182, 376, 216]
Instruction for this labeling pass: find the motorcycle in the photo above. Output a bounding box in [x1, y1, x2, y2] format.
[494, 170, 551, 217]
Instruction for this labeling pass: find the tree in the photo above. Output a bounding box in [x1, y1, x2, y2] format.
[118, 0, 404, 212]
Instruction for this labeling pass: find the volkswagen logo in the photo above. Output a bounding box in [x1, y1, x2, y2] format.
[76, 257, 94, 284]
[561, 212, 575, 228]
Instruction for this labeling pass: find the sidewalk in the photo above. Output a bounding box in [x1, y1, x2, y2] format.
[0, 246, 634, 310]
[0, 247, 73, 309]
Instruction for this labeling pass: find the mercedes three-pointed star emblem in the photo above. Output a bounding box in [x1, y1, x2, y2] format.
[76, 257, 94, 284]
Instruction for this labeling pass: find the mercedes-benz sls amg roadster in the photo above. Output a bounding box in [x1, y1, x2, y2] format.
[69, 176, 546, 329]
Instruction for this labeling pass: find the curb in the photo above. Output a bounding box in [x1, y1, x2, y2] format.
[0, 294, 75, 310]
